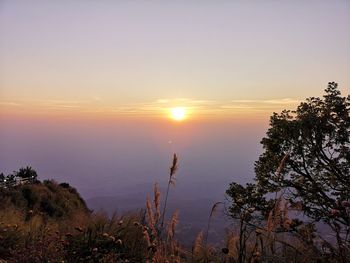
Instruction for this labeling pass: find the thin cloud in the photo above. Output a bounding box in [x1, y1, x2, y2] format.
[0, 101, 21, 106]
[66, 97, 301, 115]
[230, 98, 300, 104]
[0, 97, 302, 116]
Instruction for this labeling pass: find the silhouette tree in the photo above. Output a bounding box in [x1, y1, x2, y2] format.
[0, 173, 5, 186]
[254, 82, 349, 223]
[5, 174, 16, 187]
[227, 82, 350, 262]
[15, 166, 38, 183]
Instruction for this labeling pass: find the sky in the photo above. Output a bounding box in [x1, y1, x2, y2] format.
[0, 1, 349, 202]
[1, 0, 349, 119]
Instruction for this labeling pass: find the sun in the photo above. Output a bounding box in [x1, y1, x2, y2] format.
[170, 107, 186, 121]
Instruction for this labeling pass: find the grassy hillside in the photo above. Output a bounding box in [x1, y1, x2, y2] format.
[0, 166, 228, 263]
[0, 179, 150, 262]
[0, 180, 89, 219]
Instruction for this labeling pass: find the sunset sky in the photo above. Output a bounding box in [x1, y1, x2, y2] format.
[1, 1, 349, 120]
[0, 1, 349, 200]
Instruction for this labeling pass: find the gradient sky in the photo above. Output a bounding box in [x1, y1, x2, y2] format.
[1, 0, 349, 120]
[0, 1, 349, 203]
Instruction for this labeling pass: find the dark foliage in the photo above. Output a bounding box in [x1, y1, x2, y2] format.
[255, 82, 350, 224]
[226, 82, 350, 262]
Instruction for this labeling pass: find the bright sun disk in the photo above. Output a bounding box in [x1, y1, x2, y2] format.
[171, 107, 186, 121]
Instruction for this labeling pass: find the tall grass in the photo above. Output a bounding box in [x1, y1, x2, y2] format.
[160, 154, 178, 228]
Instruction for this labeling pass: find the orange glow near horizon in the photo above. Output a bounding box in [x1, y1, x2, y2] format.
[0, 96, 304, 125]
[0, 102, 289, 124]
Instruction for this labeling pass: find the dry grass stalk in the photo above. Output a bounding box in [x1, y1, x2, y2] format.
[161, 154, 179, 228]
[167, 210, 179, 240]
[226, 232, 238, 258]
[282, 201, 291, 229]
[193, 231, 204, 256]
[205, 201, 223, 246]
[267, 195, 283, 232]
[146, 196, 158, 238]
[146, 197, 155, 227]
[170, 154, 178, 177]
[276, 153, 289, 178]
[266, 209, 274, 233]
[142, 228, 151, 247]
[267, 194, 292, 233]
[153, 183, 161, 223]
[209, 201, 223, 219]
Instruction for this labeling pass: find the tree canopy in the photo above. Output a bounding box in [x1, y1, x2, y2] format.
[0, 166, 38, 187]
[226, 82, 350, 262]
[255, 82, 350, 224]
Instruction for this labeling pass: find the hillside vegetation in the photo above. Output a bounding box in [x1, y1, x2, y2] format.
[0, 179, 89, 219]
[0, 177, 151, 262]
